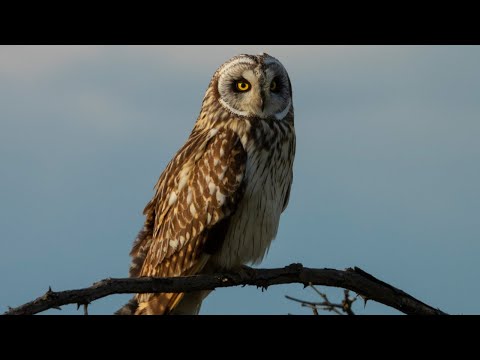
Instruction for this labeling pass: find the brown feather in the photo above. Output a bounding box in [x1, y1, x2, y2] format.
[130, 127, 246, 314]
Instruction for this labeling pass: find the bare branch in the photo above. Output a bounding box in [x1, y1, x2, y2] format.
[3, 263, 447, 315]
[341, 289, 356, 315]
[285, 295, 325, 314]
[286, 286, 356, 315]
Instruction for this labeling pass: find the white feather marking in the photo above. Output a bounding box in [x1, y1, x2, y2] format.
[220, 147, 225, 157]
[169, 239, 179, 249]
[241, 69, 256, 83]
[186, 189, 192, 205]
[178, 163, 193, 178]
[274, 98, 292, 120]
[209, 128, 218, 138]
[208, 182, 216, 195]
[220, 57, 256, 76]
[190, 204, 197, 217]
[214, 158, 220, 166]
[177, 175, 188, 192]
[179, 235, 185, 246]
[207, 213, 212, 224]
[204, 175, 211, 184]
[168, 192, 177, 206]
[219, 98, 249, 117]
[241, 134, 249, 147]
[216, 191, 226, 205]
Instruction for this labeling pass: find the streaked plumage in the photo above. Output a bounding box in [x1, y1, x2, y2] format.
[116, 53, 295, 315]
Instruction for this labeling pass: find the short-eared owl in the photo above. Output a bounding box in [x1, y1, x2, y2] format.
[117, 53, 295, 315]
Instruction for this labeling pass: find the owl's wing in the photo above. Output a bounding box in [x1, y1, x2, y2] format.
[282, 177, 292, 213]
[129, 127, 246, 314]
[282, 128, 295, 212]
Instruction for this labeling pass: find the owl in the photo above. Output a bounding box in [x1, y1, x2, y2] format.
[116, 53, 295, 315]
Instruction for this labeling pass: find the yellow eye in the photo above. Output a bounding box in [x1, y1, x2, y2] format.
[235, 80, 251, 92]
[270, 80, 277, 91]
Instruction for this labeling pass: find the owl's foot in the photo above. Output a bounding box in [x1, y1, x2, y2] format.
[237, 265, 256, 281]
[222, 264, 255, 282]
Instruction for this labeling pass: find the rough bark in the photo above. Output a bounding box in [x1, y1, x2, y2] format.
[4, 264, 446, 315]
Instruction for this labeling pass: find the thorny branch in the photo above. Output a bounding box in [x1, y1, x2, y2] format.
[3, 264, 447, 315]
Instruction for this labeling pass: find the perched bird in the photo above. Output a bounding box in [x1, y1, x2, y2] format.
[116, 53, 296, 315]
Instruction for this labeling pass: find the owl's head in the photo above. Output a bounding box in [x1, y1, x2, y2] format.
[210, 53, 292, 120]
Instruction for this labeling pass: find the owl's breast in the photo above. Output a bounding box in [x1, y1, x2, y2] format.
[211, 120, 295, 269]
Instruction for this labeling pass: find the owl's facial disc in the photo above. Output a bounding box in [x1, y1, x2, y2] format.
[216, 54, 292, 120]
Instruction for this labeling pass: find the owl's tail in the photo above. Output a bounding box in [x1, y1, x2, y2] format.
[115, 291, 210, 315]
[115, 297, 139, 315]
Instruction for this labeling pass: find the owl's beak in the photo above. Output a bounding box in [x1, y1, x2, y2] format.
[260, 91, 266, 112]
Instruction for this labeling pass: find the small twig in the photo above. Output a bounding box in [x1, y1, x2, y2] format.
[286, 291, 347, 315]
[341, 289, 356, 315]
[287, 285, 357, 315]
[309, 283, 324, 297]
[285, 295, 340, 315]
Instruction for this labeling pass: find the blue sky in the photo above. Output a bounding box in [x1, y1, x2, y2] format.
[1, 45, 479, 314]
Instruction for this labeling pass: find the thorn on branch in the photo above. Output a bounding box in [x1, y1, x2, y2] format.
[360, 295, 369, 308]
[77, 303, 90, 315]
[44, 286, 57, 300]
